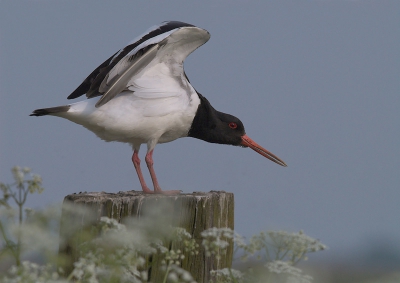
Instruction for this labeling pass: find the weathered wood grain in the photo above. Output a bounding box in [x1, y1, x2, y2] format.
[59, 190, 234, 283]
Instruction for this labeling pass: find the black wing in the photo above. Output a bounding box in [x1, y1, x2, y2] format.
[67, 21, 196, 101]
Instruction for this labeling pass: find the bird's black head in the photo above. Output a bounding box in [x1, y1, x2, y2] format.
[188, 93, 287, 167]
[188, 93, 245, 146]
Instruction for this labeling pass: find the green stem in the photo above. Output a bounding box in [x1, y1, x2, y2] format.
[15, 184, 24, 266]
[265, 246, 272, 262]
[0, 220, 19, 261]
[278, 249, 289, 261]
[293, 251, 306, 265]
[162, 264, 171, 283]
[229, 268, 239, 283]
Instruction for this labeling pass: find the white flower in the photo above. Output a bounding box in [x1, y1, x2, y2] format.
[201, 227, 236, 259]
[211, 268, 244, 283]
[267, 230, 327, 263]
[11, 166, 24, 186]
[266, 260, 313, 283]
[166, 264, 196, 283]
[2, 261, 64, 283]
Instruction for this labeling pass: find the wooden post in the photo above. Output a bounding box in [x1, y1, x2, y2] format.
[59, 190, 234, 283]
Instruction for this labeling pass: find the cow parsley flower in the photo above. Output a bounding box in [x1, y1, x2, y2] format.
[201, 227, 237, 259]
[266, 260, 313, 283]
[210, 268, 244, 283]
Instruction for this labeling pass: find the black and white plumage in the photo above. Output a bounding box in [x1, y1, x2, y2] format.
[31, 21, 286, 194]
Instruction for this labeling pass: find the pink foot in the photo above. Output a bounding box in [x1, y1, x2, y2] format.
[159, 191, 182, 195]
[143, 189, 182, 195]
[145, 150, 181, 195]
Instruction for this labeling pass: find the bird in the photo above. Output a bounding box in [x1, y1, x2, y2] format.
[30, 21, 287, 195]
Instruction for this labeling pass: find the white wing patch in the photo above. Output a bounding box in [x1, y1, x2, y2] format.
[127, 61, 191, 117]
[106, 29, 177, 83]
[128, 62, 185, 96]
[94, 25, 209, 121]
[132, 27, 209, 95]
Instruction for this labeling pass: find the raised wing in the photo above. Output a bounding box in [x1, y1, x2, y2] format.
[67, 21, 210, 108]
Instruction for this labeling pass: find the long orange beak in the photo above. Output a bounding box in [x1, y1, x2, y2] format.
[241, 134, 287, 167]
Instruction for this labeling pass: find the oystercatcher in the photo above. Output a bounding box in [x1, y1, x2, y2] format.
[31, 21, 287, 194]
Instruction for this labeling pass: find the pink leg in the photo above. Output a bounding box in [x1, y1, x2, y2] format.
[145, 149, 181, 195]
[131, 150, 153, 194]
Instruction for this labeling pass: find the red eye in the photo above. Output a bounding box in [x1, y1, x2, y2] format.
[229, 122, 237, 129]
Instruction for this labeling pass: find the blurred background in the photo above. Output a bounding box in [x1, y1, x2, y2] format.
[1, 1, 399, 281]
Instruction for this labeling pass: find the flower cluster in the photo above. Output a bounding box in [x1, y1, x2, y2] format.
[267, 230, 327, 264]
[238, 230, 327, 265]
[207, 229, 327, 283]
[201, 227, 237, 260]
[67, 217, 151, 283]
[265, 260, 313, 283]
[210, 268, 244, 283]
[0, 167, 46, 267]
[3, 261, 65, 283]
[173, 227, 199, 256]
[161, 249, 185, 266]
[164, 264, 195, 283]
[8, 166, 44, 194]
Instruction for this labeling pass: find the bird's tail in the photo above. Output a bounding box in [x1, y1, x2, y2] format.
[30, 105, 70, 116]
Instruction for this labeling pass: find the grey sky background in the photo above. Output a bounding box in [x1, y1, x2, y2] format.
[1, 1, 399, 268]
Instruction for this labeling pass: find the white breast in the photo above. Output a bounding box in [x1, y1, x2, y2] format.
[56, 88, 200, 147]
